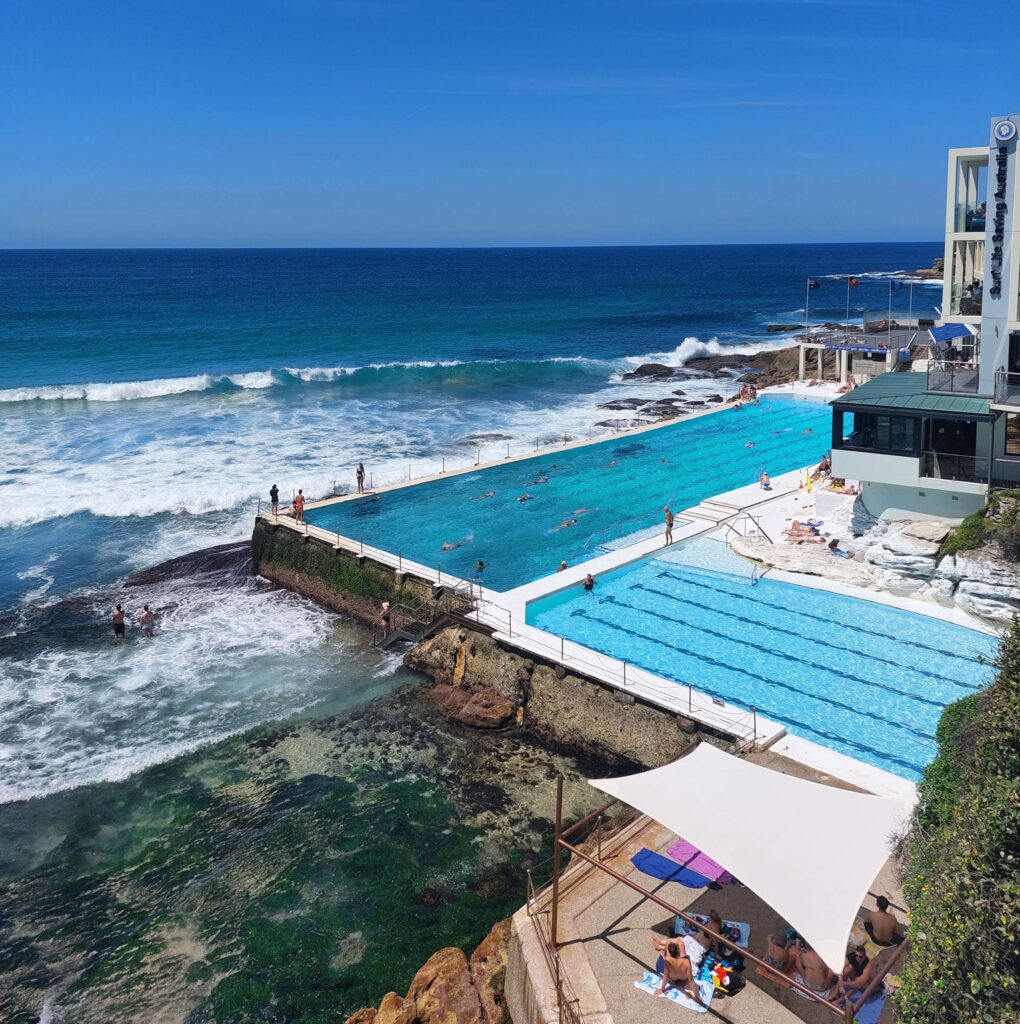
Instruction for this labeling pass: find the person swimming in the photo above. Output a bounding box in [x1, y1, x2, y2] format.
[472, 491, 495, 500]
[441, 535, 471, 552]
[555, 518, 578, 530]
[744, 441, 755, 449]
[532, 475, 549, 485]
[518, 493, 532, 503]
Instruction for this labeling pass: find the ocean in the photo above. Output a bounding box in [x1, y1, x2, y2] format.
[0, 243, 940, 1022]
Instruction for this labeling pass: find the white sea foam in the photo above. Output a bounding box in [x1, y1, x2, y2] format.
[621, 335, 792, 371]
[0, 572, 380, 804]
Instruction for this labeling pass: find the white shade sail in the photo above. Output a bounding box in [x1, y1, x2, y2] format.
[589, 744, 908, 973]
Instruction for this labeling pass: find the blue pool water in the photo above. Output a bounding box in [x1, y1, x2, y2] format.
[305, 396, 832, 590]
[526, 540, 996, 779]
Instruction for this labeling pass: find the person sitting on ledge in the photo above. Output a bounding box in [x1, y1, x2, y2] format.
[863, 896, 903, 946]
[812, 454, 831, 480]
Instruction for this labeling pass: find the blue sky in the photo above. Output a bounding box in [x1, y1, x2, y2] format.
[1, 0, 1017, 247]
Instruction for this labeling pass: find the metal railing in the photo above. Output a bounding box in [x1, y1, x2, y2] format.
[927, 359, 980, 394]
[994, 369, 1020, 406]
[921, 450, 989, 484]
[722, 511, 775, 545]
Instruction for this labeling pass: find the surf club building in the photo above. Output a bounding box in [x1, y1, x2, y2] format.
[830, 113, 1020, 518]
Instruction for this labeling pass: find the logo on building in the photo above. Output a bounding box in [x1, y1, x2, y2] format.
[994, 120, 1017, 142]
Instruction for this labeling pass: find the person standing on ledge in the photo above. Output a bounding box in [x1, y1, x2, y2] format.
[138, 604, 156, 638]
[293, 489, 305, 522]
[269, 483, 279, 516]
[356, 463, 366, 493]
[664, 505, 674, 544]
[112, 604, 126, 642]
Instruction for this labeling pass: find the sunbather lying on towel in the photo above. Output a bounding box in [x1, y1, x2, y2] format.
[784, 520, 826, 544]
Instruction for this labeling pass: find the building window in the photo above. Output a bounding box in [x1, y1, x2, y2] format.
[847, 413, 917, 454]
[1005, 414, 1020, 456]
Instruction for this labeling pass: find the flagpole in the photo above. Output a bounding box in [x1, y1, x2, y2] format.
[845, 276, 851, 341]
[805, 278, 811, 335]
[908, 282, 914, 326]
[888, 279, 892, 348]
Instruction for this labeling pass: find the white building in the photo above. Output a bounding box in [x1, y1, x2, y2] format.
[829, 114, 1020, 519]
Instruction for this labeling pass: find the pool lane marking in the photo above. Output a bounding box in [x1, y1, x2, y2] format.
[565, 606, 926, 776]
[632, 581, 977, 697]
[575, 601, 937, 742]
[606, 590, 962, 714]
[655, 567, 986, 667]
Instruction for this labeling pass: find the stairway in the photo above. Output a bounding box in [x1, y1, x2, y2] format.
[376, 619, 432, 650]
[686, 499, 741, 524]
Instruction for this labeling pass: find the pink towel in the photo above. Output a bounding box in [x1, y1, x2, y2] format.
[666, 838, 734, 884]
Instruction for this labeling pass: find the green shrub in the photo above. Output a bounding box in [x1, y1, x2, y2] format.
[939, 509, 988, 558]
[896, 619, 1020, 1024]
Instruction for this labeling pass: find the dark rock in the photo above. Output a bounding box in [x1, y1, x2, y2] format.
[705, 394, 724, 403]
[766, 324, 804, 333]
[597, 397, 651, 410]
[124, 541, 253, 587]
[621, 362, 679, 380]
[457, 433, 513, 445]
[671, 388, 686, 396]
[458, 690, 514, 729]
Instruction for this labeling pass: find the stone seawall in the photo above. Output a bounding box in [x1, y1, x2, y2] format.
[407, 626, 702, 769]
[251, 518, 463, 627]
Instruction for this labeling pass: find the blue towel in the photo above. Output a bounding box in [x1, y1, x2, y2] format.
[851, 989, 886, 1024]
[631, 848, 709, 888]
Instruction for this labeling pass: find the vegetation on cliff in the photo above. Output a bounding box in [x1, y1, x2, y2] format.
[895, 618, 1020, 1024]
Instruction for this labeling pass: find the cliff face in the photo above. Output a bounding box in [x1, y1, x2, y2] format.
[344, 921, 512, 1024]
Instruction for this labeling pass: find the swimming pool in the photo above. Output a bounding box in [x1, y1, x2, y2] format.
[526, 539, 996, 779]
[305, 397, 832, 590]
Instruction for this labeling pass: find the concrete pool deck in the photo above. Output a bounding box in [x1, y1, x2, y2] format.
[508, 754, 904, 1024]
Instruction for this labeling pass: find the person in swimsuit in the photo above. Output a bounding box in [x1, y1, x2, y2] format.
[763, 932, 791, 973]
[293, 489, 305, 522]
[698, 909, 726, 957]
[356, 463, 366, 494]
[556, 560, 568, 572]
[582, 573, 596, 592]
[760, 469, 771, 490]
[138, 604, 156, 638]
[653, 940, 702, 1004]
[863, 896, 902, 946]
[555, 518, 578, 530]
[664, 505, 674, 544]
[518, 493, 531, 503]
[112, 604, 126, 642]
[379, 602, 392, 639]
[441, 538, 467, 552]
[269, 484, 279, 516]
[790, 939, 837, 998]
[474, 560, 486, 579]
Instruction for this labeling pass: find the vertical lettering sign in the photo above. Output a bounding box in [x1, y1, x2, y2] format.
[990, 120, 1016, 299]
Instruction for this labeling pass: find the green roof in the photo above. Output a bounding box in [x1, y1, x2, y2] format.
[831, 372, 994, 420]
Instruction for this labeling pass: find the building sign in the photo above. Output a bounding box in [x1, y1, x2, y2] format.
[990, 143, 1009, 298]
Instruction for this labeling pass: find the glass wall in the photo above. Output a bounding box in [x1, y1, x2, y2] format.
[832, 409, 919, 455]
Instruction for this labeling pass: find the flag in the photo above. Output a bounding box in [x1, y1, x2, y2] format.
[848, 276, 860, 287]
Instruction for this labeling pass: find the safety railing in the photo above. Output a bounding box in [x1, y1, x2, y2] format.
[994, 369, 1020, 406]
[926, 359, 980, 395]
[920, 450, 990, 484]
[721, 511, 774, 545]
[468, 594, 767, 750]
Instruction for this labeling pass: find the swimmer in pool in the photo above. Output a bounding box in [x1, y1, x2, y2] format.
[572, 508, 590, 515]
[555, 518, 578, 530]
[532, 475, 549, 485]
[472, 491, 495, 500]
[441, 537, 468, 552]
[518, 493, 532, 503]
[744, 441, 755, 449]
[603, 460, 618, 468]
[802, 427, 813, 434]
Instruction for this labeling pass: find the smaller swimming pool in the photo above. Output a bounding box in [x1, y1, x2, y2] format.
[526, 539, 996, 780]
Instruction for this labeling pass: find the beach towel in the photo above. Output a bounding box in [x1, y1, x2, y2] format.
[674, 913, 750, 948]
[665, 838, 734, 884]
[634, 971, 714, 1013]
[630, 848, 709, 888]
[851, 988, 887, 1024]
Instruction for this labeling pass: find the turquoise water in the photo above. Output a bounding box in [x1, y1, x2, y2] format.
[306, 396, 832, 590]
[526, 539, 996, 779]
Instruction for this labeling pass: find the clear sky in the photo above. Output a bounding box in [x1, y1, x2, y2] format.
[1, 0, 1017, 247]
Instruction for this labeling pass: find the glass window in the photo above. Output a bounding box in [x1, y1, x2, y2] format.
[1005, 414, 1020, 456]
[851, 413, 916, 453]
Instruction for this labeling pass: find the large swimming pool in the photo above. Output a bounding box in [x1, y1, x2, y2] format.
[306, 397, 832, 590]
[526, 540, 996, 780]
